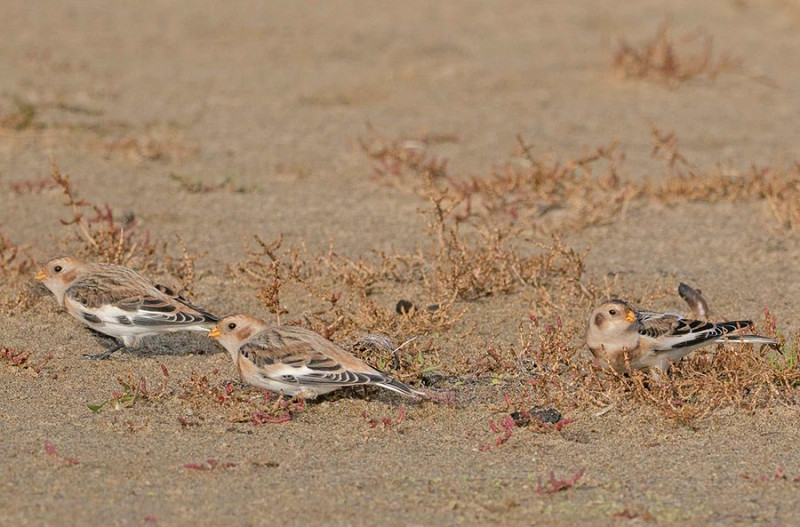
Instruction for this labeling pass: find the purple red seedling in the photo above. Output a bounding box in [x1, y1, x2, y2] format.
[535, 468, 586, 495]
[44, 441, 79, 466]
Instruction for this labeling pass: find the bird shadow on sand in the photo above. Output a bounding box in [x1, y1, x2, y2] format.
[85, 329, 221, 359]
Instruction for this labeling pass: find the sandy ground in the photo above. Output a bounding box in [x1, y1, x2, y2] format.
[3, 1, 800, 525]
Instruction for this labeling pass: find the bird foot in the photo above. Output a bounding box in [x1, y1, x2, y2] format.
[83, 342, 125, 360]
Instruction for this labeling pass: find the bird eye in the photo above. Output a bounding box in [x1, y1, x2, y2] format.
[53, 265, 63, 273]
[227, 322, 237, 330]
[609, 309, 617, 316]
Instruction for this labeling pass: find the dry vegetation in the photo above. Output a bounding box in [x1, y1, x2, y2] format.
[0, 346, 53, 374]
[355, 125, 800, 423]
[3, 122, 800, 427]
[362, 125, 800, 235]
[84, 366, 306, 426]
[0, 97, 37, 131]
[178, 368, 306, 425]
[612, 21, 741, 86]
[0, 231, 37, 313]
[0, 93, 199, 164]
[360, 130, 633, 235]
[229, 234, 453, 379]
[48, 161, 205, 292]
[0, 162, 205, 314]
[493, 311, 798, 429]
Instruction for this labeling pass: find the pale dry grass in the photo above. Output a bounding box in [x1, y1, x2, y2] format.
[3, 128, 800, 424]
[494, 303, 799, 426]
[0, 231, 37, 314]
[357, 128, 800, 421]
[48, 161, 206, 292]
[360, 129, 636, 235]
[613, 21, 741, 86]
[178, 368, 305, 425]
[363, 125, 800, 235]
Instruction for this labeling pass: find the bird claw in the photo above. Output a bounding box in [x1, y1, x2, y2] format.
[83, 351, 114, 360]
[83, 342, 125, 360]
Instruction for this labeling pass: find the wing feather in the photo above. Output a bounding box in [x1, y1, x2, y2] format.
[239, 328, 388, 388]
[636, 311, 682, 339]
[236, 324, 426, 398]
[65, 274, 218, 329]
[642, 313, 754, 353]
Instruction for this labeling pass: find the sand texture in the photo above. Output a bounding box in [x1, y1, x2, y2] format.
[3, 1, 800, 525]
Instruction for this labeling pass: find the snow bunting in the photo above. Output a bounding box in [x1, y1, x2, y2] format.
[586, 299, 777, 373]
[35, 256, 219, 359]
[209, 314, 428, 400]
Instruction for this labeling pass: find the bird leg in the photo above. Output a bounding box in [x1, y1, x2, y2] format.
[83, 340, 125, 360]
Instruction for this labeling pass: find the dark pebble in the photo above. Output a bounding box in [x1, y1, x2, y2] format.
[396, 299, 416, 314]
[421, 370, 447, 387]
[511, 407, 562, 427]
[530, 407, 562, 424]
[510, 411, 531, 427]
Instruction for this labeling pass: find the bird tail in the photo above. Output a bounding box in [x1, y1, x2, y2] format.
[715, 334, 778, 347]
[378, 377, 429, 399]
[705, 319, 778, 349]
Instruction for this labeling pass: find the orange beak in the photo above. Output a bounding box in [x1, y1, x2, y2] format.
[35, 270, 46, 281]
[625, 310, 636, 323]
[208, 327, 221, 339]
